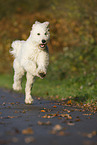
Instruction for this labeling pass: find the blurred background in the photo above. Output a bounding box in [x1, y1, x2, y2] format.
[0, 0, 97, 101]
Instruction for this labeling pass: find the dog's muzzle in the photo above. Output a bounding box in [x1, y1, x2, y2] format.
[39, 39, 47, 49]
[39, 43, 47, 49]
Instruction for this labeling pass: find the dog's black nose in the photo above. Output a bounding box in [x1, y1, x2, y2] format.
[42, 39, 46, 43]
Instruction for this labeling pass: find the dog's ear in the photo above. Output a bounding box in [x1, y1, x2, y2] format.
[35, 21, 41, 24]
[44, 22, 49, 27]
[31, 21, 39, 29]
[32, 21, 41, 29]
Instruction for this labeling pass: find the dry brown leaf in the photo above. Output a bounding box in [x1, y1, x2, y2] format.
[37, 121, 51, 125]
[53, 124, 62, 131]
[67, 100, 72, 105]
[58, 131, 65, 136]
[41, 110, 46, 112]
[42, 114, 53, 118]
[60, 114, 72, 119]
[67, 122, 75, 126]
[53, 105, 57, 108]
[22, 128, 34, 135]
[75, 118, 81, 122]
[25, 137, 35, 143]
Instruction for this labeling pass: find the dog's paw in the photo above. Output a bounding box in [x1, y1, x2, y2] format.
[38, 72, 46, 78]
[37, 70, 46, 79]
[25, 96, 34, 104]
[13, 83, 22, 91]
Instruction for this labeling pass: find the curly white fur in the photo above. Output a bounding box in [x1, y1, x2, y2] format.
[10, 21, 50, 104]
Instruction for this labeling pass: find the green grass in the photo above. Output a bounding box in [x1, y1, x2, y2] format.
[0, 74, 13, 89]
[0, 69, 97, 104]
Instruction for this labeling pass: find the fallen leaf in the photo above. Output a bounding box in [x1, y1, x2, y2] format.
[22, 128, 34, 135]
[58, 131, 65, 136]
[53, 124, 62, 131]
[75, 118, 81, 122]
[67, 100, 72, 105]
[52, 113, 59, 117]
[53, 105, 57, 108]
[42, 114, 53, 118]
[41, 110, 46, 112]
[10, 102, 15, 105]
[67, 122, 75, 126]
[37, 121, 51, 125]
[60, 114, 72, 119]
[25, 137, 35, 143]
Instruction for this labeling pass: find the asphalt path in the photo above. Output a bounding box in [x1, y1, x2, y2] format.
[0, 88, 97, 145]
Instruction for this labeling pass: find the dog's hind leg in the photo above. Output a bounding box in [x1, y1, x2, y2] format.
[25, 72, 35, 104]
[13, 59, 25, 91]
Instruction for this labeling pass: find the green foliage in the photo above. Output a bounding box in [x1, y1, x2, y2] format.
[47, 46, 97, 81]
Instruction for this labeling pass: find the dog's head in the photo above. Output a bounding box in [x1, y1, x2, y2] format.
[30, 21, 50, 49]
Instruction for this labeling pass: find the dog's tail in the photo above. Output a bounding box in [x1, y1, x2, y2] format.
[10, 40, 24, 58]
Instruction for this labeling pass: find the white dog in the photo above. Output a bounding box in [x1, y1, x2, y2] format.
[10, 21, 50, 104]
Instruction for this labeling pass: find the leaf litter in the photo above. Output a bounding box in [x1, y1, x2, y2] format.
[39, 100, 97, 139]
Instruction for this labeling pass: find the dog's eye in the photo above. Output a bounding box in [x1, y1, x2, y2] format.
[45, 32, 47, 35]
[37, 33, 40, 35]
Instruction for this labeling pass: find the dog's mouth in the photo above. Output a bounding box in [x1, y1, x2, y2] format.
[39, 43, 47, 49]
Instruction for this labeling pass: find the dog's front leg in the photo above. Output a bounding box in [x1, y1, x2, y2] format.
[25, 72, 35, 104]
[36, 50, 49, 79]
[22, 59, 37, 75]
[36, 59, 48, 79]
[22, 59, 43, 79]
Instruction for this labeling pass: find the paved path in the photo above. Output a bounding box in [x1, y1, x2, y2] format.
[0, 88, 97, 145]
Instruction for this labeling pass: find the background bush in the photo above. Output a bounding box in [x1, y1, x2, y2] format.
[0, 0, 97, 75]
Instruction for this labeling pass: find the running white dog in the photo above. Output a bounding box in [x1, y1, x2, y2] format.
[10, 21, 50, 104]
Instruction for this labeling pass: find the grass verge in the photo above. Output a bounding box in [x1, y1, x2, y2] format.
[0, 70, 97, 105]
